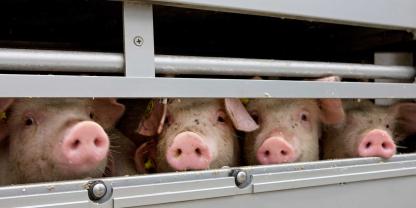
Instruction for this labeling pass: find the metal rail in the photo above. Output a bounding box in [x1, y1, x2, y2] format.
[1, 154, 416, 207]
[0, 48, 414, 80]
[0, 75, 414, 98]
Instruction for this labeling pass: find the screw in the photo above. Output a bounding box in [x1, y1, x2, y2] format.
[88, 181, 107, 201]
[133, 36, 144, 46]
[236, 171, 247, 185]
[231, 169, 251, 188]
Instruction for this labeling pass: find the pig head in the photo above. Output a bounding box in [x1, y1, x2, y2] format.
[244, 98, 344, 165]
[135, 98, 258, 173]
[322, 100, 416, 159]
[0, 98, 125, 185]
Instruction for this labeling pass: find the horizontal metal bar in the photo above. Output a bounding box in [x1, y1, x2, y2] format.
[252, 160, 416, 192]
[155, 55, 415, 79]
[113, 178, 239, 207]
[0, 49, 414, 80]
[0, 48, 123, 73]
[0, 75, 415, 98]
[146, 0, 416, 30]
[0, 191, 89, 208]
[0, 154, 415, 207]
[254, 167, 416, 193]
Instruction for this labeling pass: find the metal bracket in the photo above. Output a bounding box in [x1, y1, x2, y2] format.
[87, 180, 113, 205]
[123, 1, 155, 77]
[231, 169, 252, 188]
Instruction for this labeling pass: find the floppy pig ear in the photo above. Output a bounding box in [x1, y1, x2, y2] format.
[0, 99, 14, 112]
[136, 100, 167, 136]
[391, 102, 416, 136]
[92, 98, 125, 129]
[0, 99, 14, 141]
[313, 76, 345, 125]
[318, 99, 345, 125]
[224, 98, 259, 132]
[134, 140, 158, 174]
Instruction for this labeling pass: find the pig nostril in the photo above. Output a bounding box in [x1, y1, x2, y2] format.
[365, 142, 372, 149]
[175, 149, 182, 157]
[264, 150, 270, 157]
[382, 142, 387, 149]
[281, 150, 287, 156]
[71, 139, 81, 150]
[94, 138, 101, 147]
[195, 148, 202, 157]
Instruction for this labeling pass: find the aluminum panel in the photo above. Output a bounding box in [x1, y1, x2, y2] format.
[123, 1, 155, 77]
[147, 0, 416, 30]
[0, 75, 414, 98]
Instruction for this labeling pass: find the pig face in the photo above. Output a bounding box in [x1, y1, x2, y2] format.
[244, 98, 344, 165]
[1, 98, 124, 183]
[322, 100, 416, 159]
[135, 99, 258, 173]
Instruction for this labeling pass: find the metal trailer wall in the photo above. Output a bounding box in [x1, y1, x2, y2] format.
[0, 0, 416, 207]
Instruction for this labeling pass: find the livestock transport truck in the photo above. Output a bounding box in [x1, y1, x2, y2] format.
[0, 0, 416, 207]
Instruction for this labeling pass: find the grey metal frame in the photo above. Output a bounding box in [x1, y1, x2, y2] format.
[146, 0, 416, 30]
[0, 0, 415, 207]
[0, 75, 415, 98]
[1, 154, 416, 207]
[1, 49, 415, 80]
[123, 1, 155, 77]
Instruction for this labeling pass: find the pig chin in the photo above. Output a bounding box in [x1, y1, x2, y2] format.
[55, 154, 108, 178]
[52, 143, 108, 177]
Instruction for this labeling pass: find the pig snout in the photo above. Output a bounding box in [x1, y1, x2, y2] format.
[358, 129, 396, 159]
[60, 121, 109, 171]
[166, 131, 212, 171]
[256, 136, 296, 165]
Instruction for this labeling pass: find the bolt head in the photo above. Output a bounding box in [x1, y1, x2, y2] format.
[92, 183, 107, 199]
[236, 171, 247, 184]
[133, 36, 144, 46]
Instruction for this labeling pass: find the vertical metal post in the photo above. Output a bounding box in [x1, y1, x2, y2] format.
[123, 1, 155, 77]
[374, 52, 413, 105]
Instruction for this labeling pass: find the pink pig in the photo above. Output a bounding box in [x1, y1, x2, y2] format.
[134, 98, 258, 173]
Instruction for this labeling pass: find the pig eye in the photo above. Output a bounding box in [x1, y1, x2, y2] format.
[216, 111, 226, 123]
[164, 114, 172, 126]
[386, 124, 390, 129]
[217, 114, 226, 123]
[249, 111, 260, 123]
[300, 112, 309, 122]
[89, 112, 94, 119]
[25, 118, 34, 126]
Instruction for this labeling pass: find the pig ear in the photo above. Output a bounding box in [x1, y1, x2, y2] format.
[318, 99, 345, 125]
[0, 99, 14, 112]
[224, 98, 259, 132]
[314, 75, 341, 82]
[391, 102, 416, 135]
[0, 99, 14, 141]
[92, 98, 126, 129]
[136, 100, 167, 136]
[0, 121, 9, 142]
[313, 76, 345, 125]
[134, 140, 158, 174]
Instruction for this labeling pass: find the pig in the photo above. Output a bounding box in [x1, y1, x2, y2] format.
[134, 98, 258, 173]
[116, 99, 151, 146]
[241, 76, 344, 165]
[107, 129, 138, 176]
[0, 98, 125, 185]
[243, 98, 344, 165]
[322, 99, 416, 159]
